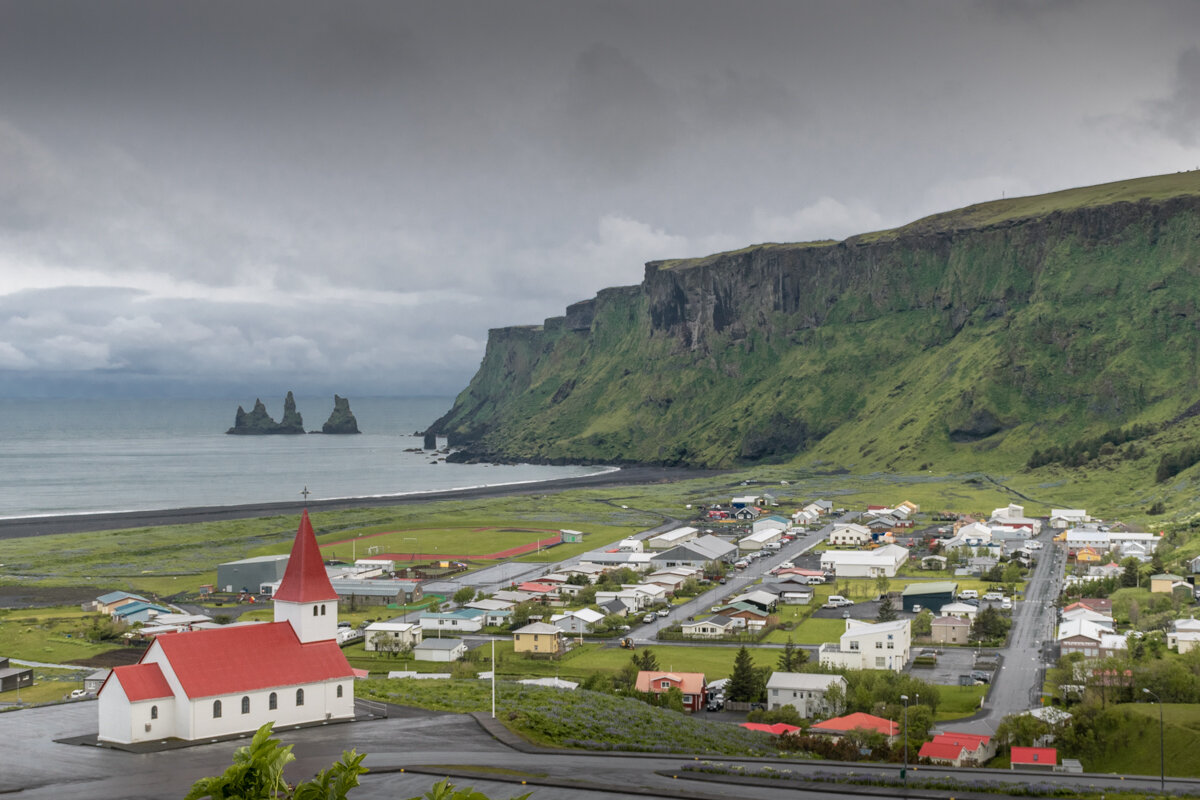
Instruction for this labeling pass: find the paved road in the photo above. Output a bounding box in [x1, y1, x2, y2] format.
[945, 530, 1064, 735]
[5, 698, 1191, 800]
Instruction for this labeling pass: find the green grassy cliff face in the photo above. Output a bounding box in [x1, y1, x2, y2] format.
[428, 172, 1200, 474]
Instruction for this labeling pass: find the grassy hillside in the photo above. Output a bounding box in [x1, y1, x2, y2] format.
[430, 172, 1200, 514]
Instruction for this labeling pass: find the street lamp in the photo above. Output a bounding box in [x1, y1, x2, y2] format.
[900, 694, 909, 784]
[1143, 688, 1165, 793]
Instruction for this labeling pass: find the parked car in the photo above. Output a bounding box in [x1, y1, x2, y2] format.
[656, 608, 670, 617]
[982, 592, 1003, 601]
[642, 613, 656, 624]
[959, 589, 979, 600]
[823, 595, 853, 609]
[912, 604, 922, 613]
[1001, 598, 1013, 610]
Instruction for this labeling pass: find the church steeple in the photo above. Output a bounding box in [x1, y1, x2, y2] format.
[273, 510, 339, 643]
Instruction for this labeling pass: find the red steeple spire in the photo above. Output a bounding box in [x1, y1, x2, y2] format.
[273, 510, 338, 603]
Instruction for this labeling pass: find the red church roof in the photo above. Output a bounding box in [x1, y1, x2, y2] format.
[107, 662, 173, 701]
[151, 621, 353, 698]
[273, 510, 338, 603]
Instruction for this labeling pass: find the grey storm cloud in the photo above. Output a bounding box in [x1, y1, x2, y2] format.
[0, 0, 1198, 397]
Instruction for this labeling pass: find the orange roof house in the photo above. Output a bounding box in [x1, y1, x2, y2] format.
[635, 671, 706, 712]
[810, 712, 899, 741]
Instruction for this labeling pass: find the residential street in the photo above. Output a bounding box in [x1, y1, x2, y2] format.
[942, 527, 1065, 735]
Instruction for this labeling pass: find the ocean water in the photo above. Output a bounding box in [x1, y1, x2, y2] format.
[0, 396, 608, 519]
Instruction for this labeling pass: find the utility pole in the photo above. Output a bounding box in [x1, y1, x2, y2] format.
[900, 694, 909, 784]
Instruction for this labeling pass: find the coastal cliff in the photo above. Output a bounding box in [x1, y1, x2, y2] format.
[426, 172, 1200, 471]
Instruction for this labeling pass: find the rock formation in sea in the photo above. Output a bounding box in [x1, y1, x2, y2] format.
[321, 395, 361, 434]
[226, 392, 305, 435]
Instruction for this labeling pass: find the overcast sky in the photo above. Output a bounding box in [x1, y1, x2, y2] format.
[2, 0, 1199, 398]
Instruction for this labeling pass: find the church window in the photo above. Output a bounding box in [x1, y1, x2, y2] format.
[296, 688, 305, 706]
[313, 606, 319, 616]
[336, 684, 344, 698]
[241, 696, 250, 714]
[321, 604, 327, 616]
[213, 700, 222, 718]
[269, 692, 278, 710]
[150, 705, 158, 720]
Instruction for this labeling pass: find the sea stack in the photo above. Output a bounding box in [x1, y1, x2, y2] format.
[321, 395, 361, 434]
[226, 392, 305, 434]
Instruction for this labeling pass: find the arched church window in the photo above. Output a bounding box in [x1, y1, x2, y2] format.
[269, 692, 277, 710]
[321, 604, 327, 616]
[241, 696, 250, 714]
[213, 700, 222, 718]
[313, 606, 319, 616]
[336, 684, 343, 698]
[150, 705, 158, 720]
[296, 688, 305, 706]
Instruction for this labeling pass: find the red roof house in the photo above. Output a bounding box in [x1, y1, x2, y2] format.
[1010, 746, 1057, 770]
[921, 732, 995, 766]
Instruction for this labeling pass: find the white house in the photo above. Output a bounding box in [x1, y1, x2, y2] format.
[739, 528, 784, 551]
[766, 672, 846, 716]
[419, 609, 485, 633]
[827, 523, 871, 547]
[681, 615, 739, 639]
[753, 516, 791, 535]
[549, 608, 605, 635]
[938, 602, 978, 621]
[1168, 618, 1200, 653]
[647, 526, 699, 550]
[364, 620, 422, 651]
[98, 511, 355, 745]
[1051, 510, 1090, 529]
[820, 544, 909, 578]
[616, 538, 644, 552]
[818, 618, 911, 672]
[413, 638, 468, 662]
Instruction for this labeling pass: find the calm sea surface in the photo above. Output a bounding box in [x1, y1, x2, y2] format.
[0, 397, 608, 519]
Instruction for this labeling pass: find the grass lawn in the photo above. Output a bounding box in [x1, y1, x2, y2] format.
[1082, 703, 1200, 777]
[764, 616, 847, 645]
[933, 685, 987, 719]
[0, 606, 129, 665]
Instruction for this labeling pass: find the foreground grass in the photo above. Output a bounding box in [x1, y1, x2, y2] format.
[359, 678, 782, 756]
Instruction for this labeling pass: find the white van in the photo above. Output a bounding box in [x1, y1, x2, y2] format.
[959, 589, 979, 600]
[823, 595, 853, 608]
[803, 575, 826, 585]
[1001, 597, 1013, 610]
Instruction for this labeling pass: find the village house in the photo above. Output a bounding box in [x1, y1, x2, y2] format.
[97, 512, 356, 745]
[1150, 573, 1186, 594]
[715, 603, 772, 630]
[938, 601, 978, 621]
[827, 523, 871, 546]
[649, 535, 738, 571]
[930, 615, 971, 645]
[513, 622, 566, 656]
[681, 615, 740, 639]
[363, 620, 422, 651]
[1010, 747, 1057, 771]
[821, 544, 909, 578]
[739, 527, 784, 551]
[420, 608, 485, 633]
[919, 732, 995, 766]
[810, 712, 900, 744]
[1168, 618, 1200, 653]
[634, 671, 706, 712]
[647, 526, 699, 550]
[549, 608, 605, 635]
[765, 672, 846, 717]
[412, 638, 467, 662]
[762, 580, 814, 605]
[818, 618, 911, 672]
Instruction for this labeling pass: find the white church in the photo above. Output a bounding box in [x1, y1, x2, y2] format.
[97, 511, 357, 744]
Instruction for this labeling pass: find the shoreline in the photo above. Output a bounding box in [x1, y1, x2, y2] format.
[0, 465, 722, 539]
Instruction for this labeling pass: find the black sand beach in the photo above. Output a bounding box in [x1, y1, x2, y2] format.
[0, 465, 721, 540]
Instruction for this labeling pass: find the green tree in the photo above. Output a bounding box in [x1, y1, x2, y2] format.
[1121, 557, 1140, 588]
[911, 608, 933, 637]
[874, 575, 891, 598]
[185, 723, 368, 800]
[776, 637, 808, 671]
[994, 712, 1052, 748]
[726, 646, 759, 702]
[633, 649, 660, 671]
[452, 586, 476, 606]
[876, 596, 897, 622]
[663, 686, 685, 712]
